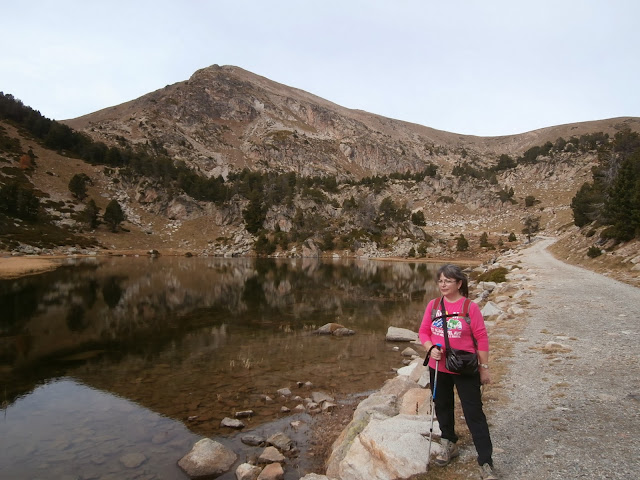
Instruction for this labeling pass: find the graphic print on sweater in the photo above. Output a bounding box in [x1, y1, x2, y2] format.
[432, 311, 463, 339]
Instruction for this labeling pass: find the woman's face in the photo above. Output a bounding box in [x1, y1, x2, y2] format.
[438, 274, 461, 296]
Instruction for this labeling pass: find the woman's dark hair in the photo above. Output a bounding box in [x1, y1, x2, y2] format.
[437, 264, 469, 297]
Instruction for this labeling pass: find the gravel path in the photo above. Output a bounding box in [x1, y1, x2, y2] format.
[492, 238, 640, 479]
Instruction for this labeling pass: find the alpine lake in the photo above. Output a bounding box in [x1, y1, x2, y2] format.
[0, 255, 454, 479]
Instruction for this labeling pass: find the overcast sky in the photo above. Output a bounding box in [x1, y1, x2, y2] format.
[2, 1, 638, 137]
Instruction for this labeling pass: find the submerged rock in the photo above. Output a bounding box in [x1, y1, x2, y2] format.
[221, 417, 245, 429]
[119, 452, 147, 468]
[241, 434, 266, 447]
[314, 323, 355, 336]
[267, 432, 294, 452]
[178, 438, 237, 479]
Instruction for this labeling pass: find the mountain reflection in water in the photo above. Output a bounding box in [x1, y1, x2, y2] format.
[1, 256, 447, 478]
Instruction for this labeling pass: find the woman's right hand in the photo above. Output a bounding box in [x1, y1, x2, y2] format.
[430, 346, 442, 361]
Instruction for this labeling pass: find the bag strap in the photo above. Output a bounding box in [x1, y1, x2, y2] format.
[439, 297, 452, 351]
[434, 296, 477, 350]
[462, 298, 471, 326]
[462, 298, 478, 347]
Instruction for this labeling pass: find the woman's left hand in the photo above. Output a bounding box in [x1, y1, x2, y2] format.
[479, 368, 491, 385]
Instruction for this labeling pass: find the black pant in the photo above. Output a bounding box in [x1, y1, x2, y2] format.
[430, 367, 493, 466]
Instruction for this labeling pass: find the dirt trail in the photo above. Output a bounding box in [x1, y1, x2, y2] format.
[491, 238, 640, 479]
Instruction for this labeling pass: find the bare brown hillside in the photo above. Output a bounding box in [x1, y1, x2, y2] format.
[63, 65, 640, 178]
[0, 117, 592, 255]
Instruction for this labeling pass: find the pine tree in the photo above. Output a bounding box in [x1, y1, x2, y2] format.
[68, 173, 90, 200]
[243, 193, 266, 234]
[480, 232, 490, 247]
[82, 199, 100, 229]
[103, 199, 125, 232]
[522, 216, 540, 242]
[604, 151, 640, 240]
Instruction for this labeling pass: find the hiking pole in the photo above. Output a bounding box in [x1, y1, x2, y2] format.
[426, 344, 441, 471]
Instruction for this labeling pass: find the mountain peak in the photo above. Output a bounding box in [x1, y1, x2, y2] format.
[63, 66, 640, 180]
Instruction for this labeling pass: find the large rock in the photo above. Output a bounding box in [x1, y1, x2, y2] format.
[397, 362, 418, 377]
[336, 414, 442, 480]
[325, 388, 402, 478]
[258, 446, 285, 464]
[399, 388, 432, 416]
[236, 462, 262, 480]
[481, 301, 503, 317]
[358, 393, 399, 416]
[266, 432, 294, 452]
[408, 360, 428, 383]
[257, 462, 284, 480]
[178, 438, 237, 479]
[401, 346, 418, 357]
[416, 368, 431, 388]
[326, 368, 439, 478]
[479, 281, 497, 292]
[378, 374, 418, 398]
[385, 326, 418, 342]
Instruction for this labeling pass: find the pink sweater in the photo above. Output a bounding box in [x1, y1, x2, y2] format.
[418, 297, 489, 373]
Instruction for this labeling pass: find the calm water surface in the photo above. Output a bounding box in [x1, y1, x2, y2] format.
[0, 256, 449, 479]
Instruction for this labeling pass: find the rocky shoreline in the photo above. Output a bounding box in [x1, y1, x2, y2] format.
[170, 245, 531, 479]
[0, 247, 489, 282]
[318, 259, 525, 480]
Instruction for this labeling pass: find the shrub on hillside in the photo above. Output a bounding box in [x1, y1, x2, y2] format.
[480, 232, 495, 249]
[587, 246, 602, 258]
[477, 267, 508, 283]
[411, 210, 426, 226]
[456, 234, 469, 251]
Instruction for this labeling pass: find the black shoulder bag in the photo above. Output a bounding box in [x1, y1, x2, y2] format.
[439, 296, 479, 375]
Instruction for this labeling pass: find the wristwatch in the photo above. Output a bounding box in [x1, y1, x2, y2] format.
[479, 363, 489, 369]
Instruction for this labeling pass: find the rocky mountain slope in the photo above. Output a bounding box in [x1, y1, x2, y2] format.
[64, 65, 640, 179]
[2, 65, 640, 260]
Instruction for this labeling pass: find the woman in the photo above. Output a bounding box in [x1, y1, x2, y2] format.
[418, 264, 497, 480]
